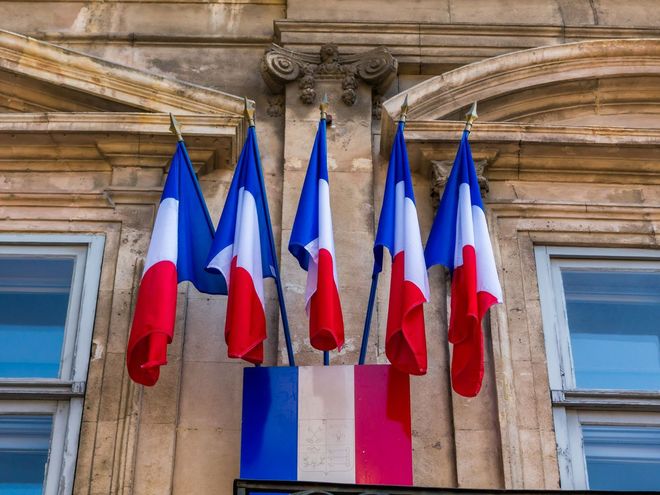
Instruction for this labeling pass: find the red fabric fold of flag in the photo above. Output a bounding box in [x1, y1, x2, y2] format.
[225, 257, 266, 364]
[309, 248, 344, 351]
[385, 251, 428, 375]
[449, 245, 499, 397]
[126, 261, 177, 386]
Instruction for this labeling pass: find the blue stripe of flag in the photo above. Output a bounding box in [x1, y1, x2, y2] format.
[373, 121, 416, 274]
[288, 120, 328, 271]
[240, 366, 298, 481]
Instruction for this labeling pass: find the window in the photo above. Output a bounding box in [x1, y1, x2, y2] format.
[0, 235, 104, 495]
[536, 246, 660, 490]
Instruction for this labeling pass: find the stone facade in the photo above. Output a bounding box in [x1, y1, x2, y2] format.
[0, 2, 659, 494]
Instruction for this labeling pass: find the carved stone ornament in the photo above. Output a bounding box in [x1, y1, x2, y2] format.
[430, 159, 489, 210]
[261, 43, 397, 107]
[266, 94, 285, 117]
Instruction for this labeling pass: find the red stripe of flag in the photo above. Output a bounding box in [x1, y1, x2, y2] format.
[385, 251, 428, 375]
[126, 260, 177, 386]
[225, 257, 266, 364]
[355, 364, 413, 485]
[309, 248, 344, 351]
[449, 245, 499, 397]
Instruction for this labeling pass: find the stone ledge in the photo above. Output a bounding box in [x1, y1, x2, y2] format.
[275, 20, 660, 72]
[400, 122, 660, 185]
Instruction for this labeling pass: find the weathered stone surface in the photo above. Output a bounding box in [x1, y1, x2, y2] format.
[172, 428, 241, 494]
[132, 422, 177, 495]
[178, 361, 245, 430]
[2, 4, 660, 494]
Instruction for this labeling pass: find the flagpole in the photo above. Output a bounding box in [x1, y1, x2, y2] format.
[244, 99, 296, 367]
[357, 96, 410, 365]
[358, 273, 379, 365]
[319, 95, 331, 367]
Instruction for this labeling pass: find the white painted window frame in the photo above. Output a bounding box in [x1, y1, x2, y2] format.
[535, 246, 660, 490]
[0, 234, 104, 495]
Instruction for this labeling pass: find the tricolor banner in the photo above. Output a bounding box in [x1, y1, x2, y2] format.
[374, 120, 430, 375]
[425, 130, 502, 397]
[240, 365, 412, 486]
[288, 118, 344, 351]
[206, 126, 277, 364]
[127, 141, 226, 386]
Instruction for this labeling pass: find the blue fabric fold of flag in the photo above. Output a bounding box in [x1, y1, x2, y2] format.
[168, 141, 227, 294]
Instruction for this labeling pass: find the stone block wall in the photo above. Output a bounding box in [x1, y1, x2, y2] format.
[1, 1, 659, 493]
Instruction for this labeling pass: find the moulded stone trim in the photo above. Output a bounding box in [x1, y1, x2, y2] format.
[0, 192, 113, 208]
[478, 203, 660, 488]
[275, 20, 660, 70]
[0, 112, 241, 175]
[404, 121, 660, 145]
[0, 29, 248, 116]
[399, 122, 660, 185]
[381, 38, 660, 133]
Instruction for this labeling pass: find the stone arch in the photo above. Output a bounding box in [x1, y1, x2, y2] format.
[382, 38, 660, 134]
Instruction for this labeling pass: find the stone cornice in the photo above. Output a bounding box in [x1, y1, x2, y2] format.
[0, 29, 248, 116]
[400, 121, 660, 185]
[0, 112, 243, 138]
[275, 20, 660, 71]
[403, 121, 660, 146]
[0, 112, 242, 171]
[0, 192, 113, 209]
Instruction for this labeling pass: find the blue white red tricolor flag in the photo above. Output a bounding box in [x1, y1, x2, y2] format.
[205, 126, 277, 364]
[425, 130, 502, 397]
[127, 141, 226, 386]
[289, 119, 344, 351]
[374, 121, 430, 375]
[241, 365, 412, 485]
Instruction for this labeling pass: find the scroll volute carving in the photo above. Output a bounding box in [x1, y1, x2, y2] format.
[261, 43, 397, 109]
[430, 159, 490, 210]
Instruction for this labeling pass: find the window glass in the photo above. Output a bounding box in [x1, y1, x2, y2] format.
[0, 257, 74, 378]
[0, 415, 53, 495]
[561, 269, 660, 390]
[583, 425, 660, 490]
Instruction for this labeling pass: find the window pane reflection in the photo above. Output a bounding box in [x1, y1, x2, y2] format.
[561, 269, 660, 390]
[0, 415, 53, 495]
[583, 425, 660, 490]
[0, 257, 73, 378]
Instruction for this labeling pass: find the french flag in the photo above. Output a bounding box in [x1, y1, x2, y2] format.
[374, 120, 430, 375]
[127, 141, 226, 386]
[240, 365, 412, 486]
[206, 126, 277, 364]
[425, 130, 502, 397]
[289, 118, 344, 351]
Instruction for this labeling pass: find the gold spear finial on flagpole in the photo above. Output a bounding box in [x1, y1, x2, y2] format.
[399, 94, 409, 123]
[244, 96, 256, 128]
[169, 113, 184, 142]
[320, 93, 329, 120]
[464, 101, 478, 134]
